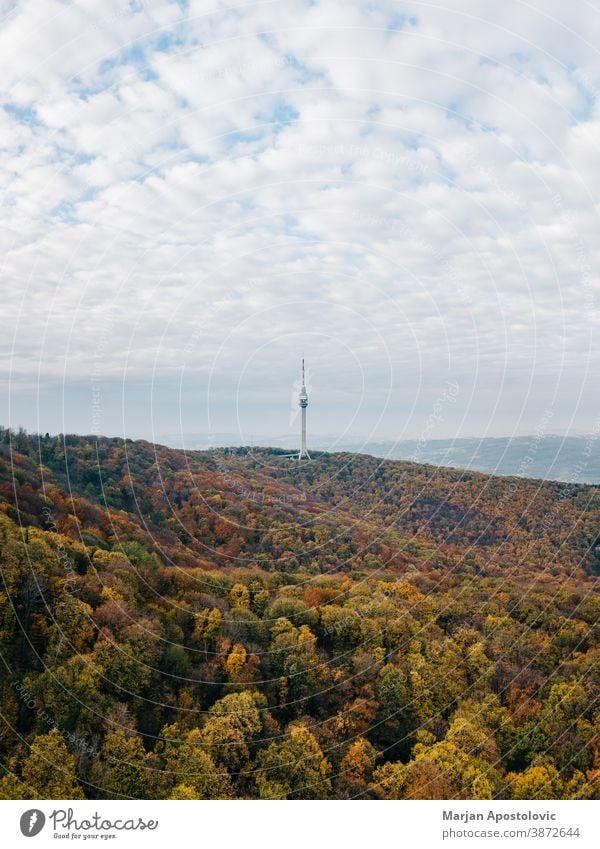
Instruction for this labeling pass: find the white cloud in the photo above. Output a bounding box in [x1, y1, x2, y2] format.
[2, 0, 600, 440]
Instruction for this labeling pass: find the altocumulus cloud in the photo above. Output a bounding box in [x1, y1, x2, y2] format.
[2, 0, 599, 442]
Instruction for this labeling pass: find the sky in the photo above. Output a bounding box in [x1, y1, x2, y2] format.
[2, 0, 600, 451]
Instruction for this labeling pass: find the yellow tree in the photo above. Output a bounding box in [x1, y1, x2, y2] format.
[21, 728, 84, 799]
[335, 737, 378, 798]
[229, 583, 250, 609]
[507, 763, 565, 799]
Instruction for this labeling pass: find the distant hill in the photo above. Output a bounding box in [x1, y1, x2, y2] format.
[0, 428, 598, 800]
[159, 434, 600, 484]
[354, 436, 600, 484]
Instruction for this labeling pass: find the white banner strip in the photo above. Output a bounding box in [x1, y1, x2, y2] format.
[0, 799, 597, 848]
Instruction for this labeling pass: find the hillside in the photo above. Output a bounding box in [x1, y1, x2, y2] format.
[0, 428, 598, 800]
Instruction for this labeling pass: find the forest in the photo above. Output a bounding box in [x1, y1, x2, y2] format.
[0, 428, 598, 799]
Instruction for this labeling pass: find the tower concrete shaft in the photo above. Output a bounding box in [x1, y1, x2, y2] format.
[301, 404, 307, 457]
[298, 357, 310, 460]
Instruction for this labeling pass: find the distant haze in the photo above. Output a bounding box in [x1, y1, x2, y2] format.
[158, 433, 600, 485]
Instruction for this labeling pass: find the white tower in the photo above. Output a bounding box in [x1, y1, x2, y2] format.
[298, 357, 310, 460]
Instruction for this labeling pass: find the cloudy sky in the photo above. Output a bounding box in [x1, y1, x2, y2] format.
[2, 0, 600, 449]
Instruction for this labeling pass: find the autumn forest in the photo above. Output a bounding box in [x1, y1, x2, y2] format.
[0, 429, 598, 800]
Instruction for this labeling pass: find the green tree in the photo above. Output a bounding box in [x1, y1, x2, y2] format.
[200, 690, 268, 773]
[159, 724, 233, 799]
[93, 729, 165, 799]
[254, 723, 331, 799]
